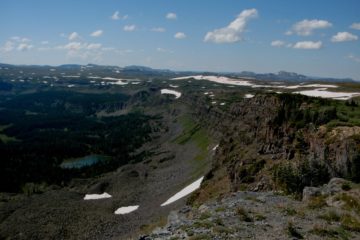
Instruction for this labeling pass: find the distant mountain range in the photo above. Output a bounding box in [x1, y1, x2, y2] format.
[0, 63, 355, 83]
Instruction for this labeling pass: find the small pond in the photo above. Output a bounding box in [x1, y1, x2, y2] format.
[60, 155, 108, 169]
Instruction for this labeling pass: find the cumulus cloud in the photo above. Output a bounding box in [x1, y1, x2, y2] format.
[123, 25, 136, 32]
[111, 11, 128, 20]
[1, 41, 15, 52]
[62, 42, 83, 51]
[90, 30, 103, 37]
[166, 13, 177, 20]
[174, 32, 186, 39]
[293, 41, 322, 49]
[66, 49, 102, 62]
[1, 37, 35, 53]
[204, 8, 258, 44]
[111, 11, 120, 20]
[288, 19, 332, 36]
[55, 41, 104, 62]
[331, 32, 358, 42]
[68, 32, 80, 41]
[151, 27, 166, 32]
[11, 37, 30, 42]
[58, 42, 102, 51]
[350, 23, 360, 30]
[17, 43, 34, 51]
[87, 43, 102, 50]
[271, 40, 286, 47]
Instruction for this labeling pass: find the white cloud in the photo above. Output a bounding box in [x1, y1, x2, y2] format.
[331, 32, 358, 42]
[204, 8, 258, 44]
[62, 42, 84, 50]
[347, 54, 360, 63]
[21, 38, 30, 42]
[11, 37, 30, 42]
[151, 27, 166, 32]
[174, 32, 186, 39]
[35, 39, 107, 62]
[17, 43, 34, 51]
[69, 32, 80, 41]
[1, 37, 34, 53]
[90, 30, 103, 37]
[350, 23, 360, 30]
[87, 43, 102, 50]
[111, 11, 120, 20]
[41, 41, 49, 45]
[288, 19, 332, 36]
[271, 40, 286, 47]
[57, 42, 104, 62]
[1, 41, 15, 52]
[59, 42, 102, 51]
[123, 25, 136, 32]
[293, 41, 322, 49]
[166, 13, 177, 20]
[111, 11, 128, 20]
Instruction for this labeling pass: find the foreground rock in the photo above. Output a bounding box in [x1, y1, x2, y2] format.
[143, 178, 360, 240]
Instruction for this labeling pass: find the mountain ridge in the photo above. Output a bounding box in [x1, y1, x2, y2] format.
[0, 62, 356, 82]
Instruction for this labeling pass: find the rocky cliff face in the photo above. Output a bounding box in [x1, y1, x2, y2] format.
[187, 93, 360, 200]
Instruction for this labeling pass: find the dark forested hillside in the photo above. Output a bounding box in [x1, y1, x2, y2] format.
[0, 90, 159, 192]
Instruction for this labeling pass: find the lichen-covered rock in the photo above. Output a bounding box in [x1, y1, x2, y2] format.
[302, 178, 353, 204]
[303, 186, 322, 202]
[144, 189, 360, 240]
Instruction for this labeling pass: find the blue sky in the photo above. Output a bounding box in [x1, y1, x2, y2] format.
[1, 0, 360, 79]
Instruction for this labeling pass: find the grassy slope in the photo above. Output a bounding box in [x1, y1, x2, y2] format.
[173, 114, 211, 178]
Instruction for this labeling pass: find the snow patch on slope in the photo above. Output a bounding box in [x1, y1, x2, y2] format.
[161, 89, 182, 99]
[84, 192, 112, 200]
[161, 177, 204, 206]
[114, 206, 139, 215]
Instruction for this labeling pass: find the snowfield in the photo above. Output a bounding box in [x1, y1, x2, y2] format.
[172, 75, 253, 87]
[252, 83, 339, 89]
[83, 192, 112, 200]
[171, 75, 340, 91]
[161, 89, 182, 99]
[114, 206, 139, 215]
[161, 177, 204, 206]
[87, 76, 139, 85]
[102, 77, 123, 81]
[108, 80, 128, 85]
[294, 88, 360, 100]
